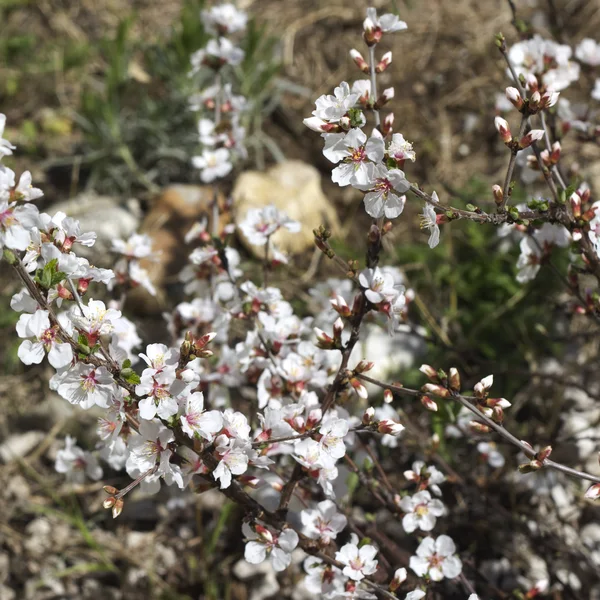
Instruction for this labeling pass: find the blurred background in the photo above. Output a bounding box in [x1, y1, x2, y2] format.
[1, 0, 600, 598]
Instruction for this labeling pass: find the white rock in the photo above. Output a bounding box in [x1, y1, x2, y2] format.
[0, 432, 45, 463]
[233, 160, 340, 256]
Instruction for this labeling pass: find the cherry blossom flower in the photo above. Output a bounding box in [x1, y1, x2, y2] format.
[180, 391, 223, 441]
[575, 38, 600, 67]
[303, 556, 345, 596]
[364, 7, 408, 35]
[420, 202, 440, 249]
[404, 461, 446, 496]
[388, 133, 416, 163]
[16, 309, 73, 369]
[357, 163, 409, 218]
[55, 435, 103, 483]
[319, 418, 349, 460]
[213, 435, 249, 489]
[192, 148, 233, 182]
[359, 267, 397, 304]
[238, 204, 301, 246]
[0, 200, 39, 251]
[399, 490, 445, 532]
[322, 128, 384, 187]
[136, 367, 184, 421]
[477, 441, 505, 468]
[313, 82, 359, 123]
[244, 523, 299, 571]
[69, 299, 122, 346]
[126, 420, 184, 490]
[201, 3, 247, 36]
[111, 233, 157, 260]
[335, 533, 378, 581]
[409, 535, 462, 581]
[13, 171, 43, 202]
[190, 37, 244, 72]
[0, 114, 16, 157]
[301, 499, 348, 543]
[54, 363, 116, 409]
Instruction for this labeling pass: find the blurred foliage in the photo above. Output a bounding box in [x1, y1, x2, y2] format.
[74, 0, 283, 195]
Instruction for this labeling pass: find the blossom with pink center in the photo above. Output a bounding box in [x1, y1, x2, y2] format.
[359, 267, 398, 304]
[421, 201, 441, 248]
[55, 435, 102, 483]
[388, 133, 416, 163]
[399, 490, 445, 532]
[238, 204, 301, 246]
[335, 533, 378, 581]
[213, 435, 250, 489]
[180, 391, 223, 441]
[301, 499, 347, 543]
[356, 163, 409, 218]
[409, 535, 462, 581]
[16, 309, 73, 369]
[244, 523, 299, 571]
[54, 363, 116, 409]
[323, 128, 384, 187]
[312, 81, 359, 123]
[319, 418, 349, 460]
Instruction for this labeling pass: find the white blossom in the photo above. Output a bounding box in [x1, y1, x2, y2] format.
[335, 533, 378, 581]
[410, 535, 462, 581]
[301, 499, 347, 543]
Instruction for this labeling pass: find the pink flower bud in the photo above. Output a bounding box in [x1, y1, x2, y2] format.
[314, 327, 334, 349]
[331, 295, 351, 317]
[350, 378, 368, 399]
[363, 18, 382, 45]
[349, 48, 370, 73]
[333, 317, 344, 338]
[112, 498, 124, 519]
[494, 116, 512, 143]
[518, 460, 542, 473]
[378, 419, 405, 435]
[363, 406, 375, 425]
[541, 89, 559, 108]
[570, 191, 582, 218]
[519, 129, 544, 149]
[469, 421, 491, 433]
[238, 475, 261, 488]
[303, 117, 338, 133]
[585, 483, 600, 500]
[529, 90, 541, 108]
[492, 184, 504, 206]
[375, 87, 394, 109]
[103, 496, 116, 509]
[505, 86, 523, 109]
[486, 397, 511, 409]
[474, 374, 493, 398]
[382, 112, 394, 135]
[355, 360, 374, 373]
[376, 51, 392, 73]
[419, 364, 438, 382]
[421, 383, 450, 398]
[420, 395, 438, 412]
[550, 141, 561, 163]
[383, 389, 393, 404]
[536, 445, 552, 461]
[449, 367, 461, 391]
[390, 567, 407, 591]
[525, 73, 539, 92]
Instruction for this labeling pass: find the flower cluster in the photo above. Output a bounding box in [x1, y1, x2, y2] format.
[190, 3, 248, 182]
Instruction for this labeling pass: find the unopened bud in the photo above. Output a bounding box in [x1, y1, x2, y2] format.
[382, 112, 394, 136]
[378, 419, 405, 435]
[449, 367, 461, 391]
[421, 383, 450, 398]
[536, 445, 552, 461]
[303, 117, 339, 133]
[374, 87, 394, 109]
[339, 115, 351, 131]
[474, 375, 493, 398]
[355, 360, 374, 373]
[518, 460, 542, 473]
[331, 295, 351, 317]
[363, 18, 382, 45]
[103, 485, 119, 495]
[549, 141, 561, 164]
[492, 184, 504, 206]
[351, 378, 368, 399]
[239, 475, 261, 488]
[375, 51, 392, 73]
[525, 73, 539, 92]
[529, 90, 541, 109]
[363, 406, 375, 425]
[541, 89, 559, 109]
[492, 405, 504, 423]
[314, 327, 335, 349]
[420, 395, 438, 412]
[519, 129, 544, 149]
[333, 317, 344, 340]
[112, 498, 124, 519]
[389, 567, 407, 592]
[505, 86, 523, 109]
[469, 420, 491, 433]
[383, 389, 393, 404]
[585, 483, 600, 500]
[419, 364, 438, 382]
[349, 48, 370, 73]
[570, 191, 582, 218]
[103, 496, 116, 509]
[494, 116, 512, 143]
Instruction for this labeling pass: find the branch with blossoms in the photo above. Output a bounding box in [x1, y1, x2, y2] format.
[4, 1, 600, 599]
